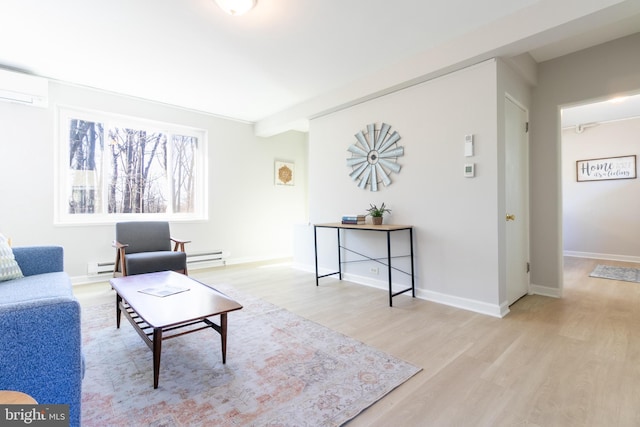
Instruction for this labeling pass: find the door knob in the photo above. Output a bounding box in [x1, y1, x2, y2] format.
[506, 214, 516, 221]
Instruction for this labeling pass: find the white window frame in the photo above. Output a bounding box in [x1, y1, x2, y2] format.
[55, 106, 208, 225]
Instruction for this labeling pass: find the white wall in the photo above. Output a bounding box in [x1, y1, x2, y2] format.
[296, 60, 515, 316]
[562, 117, 640, 261]
[0, 80, 308, 282]
[531, 32, 640, 292]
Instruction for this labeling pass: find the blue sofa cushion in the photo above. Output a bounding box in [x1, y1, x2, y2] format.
[12, 246, 64, 277]
[0, 272, 74, 302]
[0, 234, 23, 282]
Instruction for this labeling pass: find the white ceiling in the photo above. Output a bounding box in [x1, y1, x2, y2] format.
[562, 93, 640, 128]
[1, 0, 639, 135]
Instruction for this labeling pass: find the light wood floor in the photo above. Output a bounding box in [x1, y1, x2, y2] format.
[74, 257, 640, 426]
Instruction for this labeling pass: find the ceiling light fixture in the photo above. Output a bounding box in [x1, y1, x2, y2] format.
[214, 0, 257, 16]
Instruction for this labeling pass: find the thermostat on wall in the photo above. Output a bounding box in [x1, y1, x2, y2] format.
[464, 163, 475, 178]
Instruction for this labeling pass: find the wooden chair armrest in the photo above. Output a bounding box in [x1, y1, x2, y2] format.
[112, 240, 129, 249]
[112, 241, 129, 277]
[170, 238, 191, 244]
[171, 237, 191, 252]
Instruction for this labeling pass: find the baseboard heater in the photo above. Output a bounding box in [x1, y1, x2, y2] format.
[87, 250, 226, 276]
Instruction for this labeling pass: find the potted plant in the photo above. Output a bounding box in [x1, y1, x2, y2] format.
[365, 203, 391, 225]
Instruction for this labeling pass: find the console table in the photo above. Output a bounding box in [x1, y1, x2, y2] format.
[314, 223, 415, 306]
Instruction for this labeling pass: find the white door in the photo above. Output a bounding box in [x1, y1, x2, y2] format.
[505, 96, 530, 305]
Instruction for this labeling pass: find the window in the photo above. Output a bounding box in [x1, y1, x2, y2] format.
[56, 107, 208, 224]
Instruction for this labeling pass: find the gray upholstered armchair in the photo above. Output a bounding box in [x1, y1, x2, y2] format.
[112, 221, 190, 277]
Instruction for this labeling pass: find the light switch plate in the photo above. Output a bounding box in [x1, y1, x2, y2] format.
[464, 134, 474, 157]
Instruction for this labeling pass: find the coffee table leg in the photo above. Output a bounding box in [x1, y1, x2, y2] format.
[153, 328, 163, 389]
[221, 313, 227, 364]
[116, 293, 122, 328]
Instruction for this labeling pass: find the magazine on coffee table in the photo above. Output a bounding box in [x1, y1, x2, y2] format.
[138, 285, 190, 297]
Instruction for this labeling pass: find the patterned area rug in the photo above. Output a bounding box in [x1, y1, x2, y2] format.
[81, 283, 421, 426]
[590, 265, 640, 283]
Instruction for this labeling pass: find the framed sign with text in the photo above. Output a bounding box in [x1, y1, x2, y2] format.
[576, 155, 637, 182]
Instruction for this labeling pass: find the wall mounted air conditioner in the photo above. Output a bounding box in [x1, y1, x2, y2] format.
[0, 69, 48, 108]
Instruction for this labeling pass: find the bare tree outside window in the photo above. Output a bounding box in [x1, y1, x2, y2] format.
[172, 135, 197, 213]
[60, 109, 205, 223]
[108, 128, 168, 214]
[68, 119, 104, 214]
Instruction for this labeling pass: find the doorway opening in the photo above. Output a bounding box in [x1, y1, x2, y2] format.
[561, 92, 640, 270]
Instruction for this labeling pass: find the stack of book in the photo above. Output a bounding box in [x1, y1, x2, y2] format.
[341, 214, 365, 224]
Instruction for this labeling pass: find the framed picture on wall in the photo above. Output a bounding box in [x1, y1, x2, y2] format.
[576, 155, 637, 182]
[275, 161, 295, 186]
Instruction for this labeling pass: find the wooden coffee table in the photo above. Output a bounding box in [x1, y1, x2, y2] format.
[109, 271, 243, 388]
[0, 390, 37, 404]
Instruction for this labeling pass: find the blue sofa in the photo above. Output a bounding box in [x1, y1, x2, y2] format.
[0, 246, 82, 427]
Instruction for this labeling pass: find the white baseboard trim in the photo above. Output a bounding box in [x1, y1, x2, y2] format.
[499, 302, 511, 318]
[293, 263, 326, 275]
[295, 265, 506, 318]
[564, 251, 640, 264]
[529, 283, 562, 298]
[223, 254, 290, 267]
[343, 272, 395, 290]
[417, 289, 507, 318]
